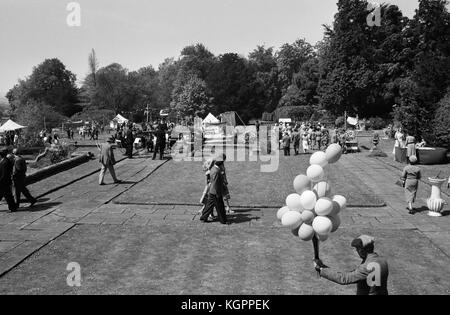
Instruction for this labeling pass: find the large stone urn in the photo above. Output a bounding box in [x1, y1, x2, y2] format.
[427, 178, 447, 217]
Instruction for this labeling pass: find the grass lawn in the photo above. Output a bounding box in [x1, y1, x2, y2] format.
[0, 224, 448, 295]
[113, 153, 385, 208]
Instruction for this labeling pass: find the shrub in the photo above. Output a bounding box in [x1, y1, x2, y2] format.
[431, 92, 450, 149]
[366, 117, 389, 130]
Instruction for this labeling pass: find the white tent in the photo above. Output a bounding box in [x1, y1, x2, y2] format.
[202, 113, 220, 125]
[0, 119, 27, 132]
[110, 114, 129, 128]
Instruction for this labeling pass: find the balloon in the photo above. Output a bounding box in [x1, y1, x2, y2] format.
[281, 211, 303, 229]
[326, 144, 343, 164]
[328, 214, 341, 233]
[292, 226, 300, 237]
[300, 190, 317, 211]
[317, 233, 329, 242]
[301, 210, 315, 224]
[314, 198, 333, 216]
[286, 194, 303, 212]
[276, 206, 290, 220]
[313, 181, 331, 198]
[312, 216, 333, 236]
[330, 201, 341, 216]
[310, 151, 328, 168]
[306, 165, 325, 182]
[293, 175, 311, 194]
[333, 195, 347, 211]
[298, 224, 315, 241]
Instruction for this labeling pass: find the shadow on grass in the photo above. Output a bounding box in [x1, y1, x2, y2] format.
[228, 212, 260, 225]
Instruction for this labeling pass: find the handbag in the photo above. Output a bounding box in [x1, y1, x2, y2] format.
[395, 179, 406, 188]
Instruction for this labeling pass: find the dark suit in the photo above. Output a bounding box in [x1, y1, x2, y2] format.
[125, 129, 134, 159]
[13, 155, 36, 207]
[98, 142, 118, 185]
[321, 253, 389, 295]
[153, 123, 167, 160]
[200, 165, 227, 224]
[0, 157, 16, 211]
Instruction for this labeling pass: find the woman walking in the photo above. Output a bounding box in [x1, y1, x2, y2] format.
[401, 155, 421, 214]
[405, 133, 416, 159]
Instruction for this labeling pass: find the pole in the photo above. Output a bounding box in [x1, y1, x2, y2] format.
[344, 111, 347, 131]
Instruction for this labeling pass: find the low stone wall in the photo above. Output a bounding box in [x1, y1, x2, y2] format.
[25, 153, 93, 186]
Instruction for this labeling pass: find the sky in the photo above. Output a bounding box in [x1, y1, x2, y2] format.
[0, 0, 427, 96]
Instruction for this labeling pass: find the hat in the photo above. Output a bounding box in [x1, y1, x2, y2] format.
[409, 155, 418, 164]
[107, 136, 115, 143]
[351, 235, 375, 249]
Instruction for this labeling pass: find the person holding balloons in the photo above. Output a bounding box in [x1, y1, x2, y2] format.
[314, 235, 390, 295]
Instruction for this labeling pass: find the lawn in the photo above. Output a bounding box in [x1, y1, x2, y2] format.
[113, 152, 385, 208]
[0, 224, 448, 295]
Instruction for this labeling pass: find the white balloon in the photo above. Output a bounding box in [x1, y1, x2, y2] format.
[306, 165, 325, 183]
[333, 195, 347, 211]
[276, 206, 290, 220]
[293, 175, 311, 194]
[310, 151, 328, 168]
[286, 194, 303, 212]
[281, 211, 303, 229]
[298, 224, 315, 241]
[326, 144, 343, 164]
[315, 198, 333, 216]
[301, 210, 315, 225]
[312, 216, 333, 236]
[328, 214, 341, 233]
[313, 181, 331, 198]
[300, 190, 317, 211]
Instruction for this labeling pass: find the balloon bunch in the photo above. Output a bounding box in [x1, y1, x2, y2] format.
[276, 144, 346, 260]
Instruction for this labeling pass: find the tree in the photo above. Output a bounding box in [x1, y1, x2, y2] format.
[277, 39, 315, 92]
[170, 75, 211, 119]
[6, 58, 81, 121]
[432, 90, 450, 149]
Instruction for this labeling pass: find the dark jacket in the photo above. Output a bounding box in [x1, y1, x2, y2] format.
[321, 253, 389, 295]
[13, 155, 27, 180]
[0, 157, 13, 188]
[208, 165, 224, 197]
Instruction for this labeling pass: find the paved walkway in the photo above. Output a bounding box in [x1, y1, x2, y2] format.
[0, 157, 167, 276]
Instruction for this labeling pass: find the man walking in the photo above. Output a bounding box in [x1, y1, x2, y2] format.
[12, 149, 37, 209]
[315, 235, 389, 295]
[200, 155, 229, 225]
[0, 149, 17, 212]
[98, 137, 122, 186]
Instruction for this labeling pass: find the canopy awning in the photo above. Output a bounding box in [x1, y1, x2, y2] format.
[112, 114, 129, 124]
[0, 119, 27, 132]
[203, 113, 220, 125]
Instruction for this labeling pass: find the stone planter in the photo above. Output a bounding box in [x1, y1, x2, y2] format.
[427, 178, 447, 217]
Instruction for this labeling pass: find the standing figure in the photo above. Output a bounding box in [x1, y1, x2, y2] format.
[153, 119, 167, 160]
[12, 149, 37, 209]
[282, 133, 291, 156]
[401, 155, 421, 214]
[0, 149, 17, 212]
[405, 133, 416, 159]
[98, 137, 122, 186]
[302, 131, 309, 154]
[200, 156, 229, 225]
[125, 125, 134, 159]
[292, 129, 301, 156]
